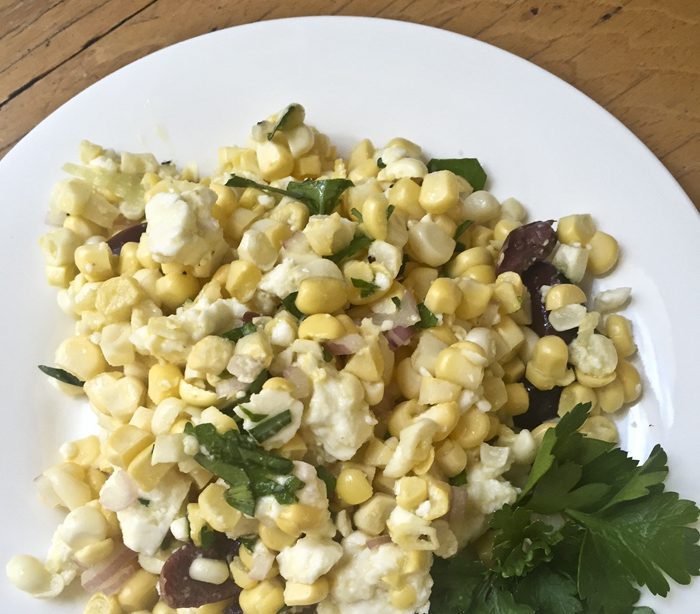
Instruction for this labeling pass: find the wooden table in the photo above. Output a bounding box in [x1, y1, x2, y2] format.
[2, 0, 698, 207]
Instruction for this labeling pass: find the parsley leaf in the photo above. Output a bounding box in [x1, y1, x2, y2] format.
[220, 322, 257, 342]
[351, 277, 379, 298]
[38, 365, 84, 387]
[327, 233, 372, 264]
[316, 465, 336, 497]
[137, 497, 150, 507]
[249, 410, 292, 443]
[185, 422, 302, 516]
[428, 157, 487, 190]
[454, 218, 474, 241]
[376, 157, 386, 169]
[350, 207, 364, 222]
[226, 174, 353, 216]
[386, 204, 396, 219]
[513, 566, 583, 614]
[416, 303, 438, 328]
[219, 369, 270, 416]
[267, 103, 305, 140]
[281, 292, 305, 320]
[391, 296, 402, 309]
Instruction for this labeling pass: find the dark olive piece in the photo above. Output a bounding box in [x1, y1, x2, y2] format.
[514, 380, 563, 430]
[106, 222, 148, 255]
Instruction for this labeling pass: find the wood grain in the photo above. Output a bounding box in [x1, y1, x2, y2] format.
[1, 0, 698, 207]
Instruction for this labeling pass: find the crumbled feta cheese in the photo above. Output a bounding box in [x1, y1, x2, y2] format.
[277, 536, 343, 584]
[569, 332, 618, 376]
[593, 287, 632, 313]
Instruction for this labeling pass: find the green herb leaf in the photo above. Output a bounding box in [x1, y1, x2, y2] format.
[281, 292, 305, 320]
[454, 219, 474, 240]
[351, 208, 364, 222]
[200, 525, 222, 550]
[391, 296, 402, 309]
[238, 534, 258, 551]
[221, 322, 257, 342]
[38, 365, 84, 387]
[138, 497, 150, 507]
[226, 174, 353, 216]
[386, 204, 395, 219]
[249, 410, 292, 442]
[428, 158, 487, 191]
[239, 406, 268, 422]
[416, 303, 438, 328]
[219, 369, 270, 416]
[351, 277, 380, 298]
[316, 465, 337, 497]
[513, 566, 583, 614]
[267, 103, 305, 140]
[327, 233, 372, 264]
[286, 178, 354, 215]
[377, 157, 386, 169]
[449, 471, 467, 486]
[322, 347, 333, 362]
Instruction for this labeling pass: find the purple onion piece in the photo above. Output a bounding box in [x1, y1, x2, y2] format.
[242, 311, 260, 323]
[521, 261, 576, 343]
[159, 543, 240, 608]
[496, 220, 557, 275]
[513, 380, 563, 431]
[106, 222, 148, 255]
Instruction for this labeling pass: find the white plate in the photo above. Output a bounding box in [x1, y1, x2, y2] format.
[1, 16, 698, 612]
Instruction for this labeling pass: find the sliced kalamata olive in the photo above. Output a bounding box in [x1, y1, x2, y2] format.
[159, 544, 240, 608]
[106, 222, 148, 255]
[242, 311, 259, 323]
[514, 380, 563, 430]
[521, 261, 576, 343]
[497, 220, 557, 275]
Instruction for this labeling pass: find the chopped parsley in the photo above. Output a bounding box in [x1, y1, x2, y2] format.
[351, 207, 364, 222]
[281, 292, 305, 320]
[137, 497, 150, 507]
[38, 365, 84, 387]
[416, 303, 438, 328]
[220, 322, 257, 342]
[327, 233, 372, 264]
[351, 277, 380, 298]
[267, 103, 305, 140]
[249, 410, 292, 443]
[386, 204, 396, 219]
[427, 158, 487, 191]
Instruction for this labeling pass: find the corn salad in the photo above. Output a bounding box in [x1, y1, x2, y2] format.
[7, 104, 642, 614]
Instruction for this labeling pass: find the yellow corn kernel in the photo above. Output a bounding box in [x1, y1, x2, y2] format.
[64, 214, 102, 241]
[61, 435, 101, 468]
[75, 242, 114, 282]
[74, 538, 115, 568]
[544, 284, 587, 311]
[557, 214, 596, 245]
[83, 592, 121, 614]
[127, 445, 173, 491]
[388, 399, 421, 437]
[463, 264, 496, 285]
[257, 141, 294, 181]
[597, 378, 625, 414]
[605, 314, 636, 358]
[451, 408, 491, 449]
[275, 504, 324, 537]
[423, 475, 450, 520]
[187, 503, 206, 546]
[362, 194, 390, 241]
[284, 578, 330, 607]
[212, 264, 230, 287]
[230, 557, 259, 590]
[390, 585, 417, 610]
[152, 603, 176, 614]
[155, 272, 200, 312]
[219, 146, 260, 173]
[261, 377, 294, 394]
[448, 246, 492, 278]
[96, 276, 145, 322]
[587, 231, 619, 275]
[424, 278, 462, 315]
[403, 267, 439, 302]
[239, 579, 285, 614]
[147, 363, 182, 405]
[395, 358, 420, 400]
[525, 336, 572, 390]
[420, 402, 459, 441]
[493, 219, 522, 246]
[117, 569, 157, 612]
[395, 476, 428, 510]
[580, 415, 619, 443]
[558, 382, 598, 416]
[198, 483, 242, 534]
[353, 493, 395, 535]
[435, 439, 468, 477]
[178, 380, 218, 408]
[210, 183, 239, 224]
[225, 206, 265, 243]
[224, 260, 262, 303]
[259, 524, 296, 552]
[348, 138, 374, 170]
[118, 243, 141, 277]
[493, 272, 525, 314]
[54, 335, 107, 382]
[336, 468, 373, 505]
[296, 277, 347, 314]
[406, 219, 455, 266]
[482, 374, 508, 412]
[344, 340, 384, 382]
[298, 314, 345, 341]
[412, 447, 435, 475]
[469, 224, 494, 247]
[455, 278, 493, 320]
[434, 347, 484, 390]
[294, 154, 322, 178]
[105, 426, 154, 469]
[419, 170, 459, 214]
[616, 360, 642, 404]
[502, 382, 529, 416]
[388, 177, 424, 218]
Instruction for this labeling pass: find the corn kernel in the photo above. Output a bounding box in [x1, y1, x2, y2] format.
[239, 579, 284, 614]
[284, 577, 330, 606]
[587, 231, 619, 275]
[605, 314, 636, 358]
[616, 359, 642, 404]
[336, 468, 373, 505]
[117, 569, 158, 612]
[296, 277, 347, 314]
[451, 408, 491, 449]
[155, 272, 200, 312]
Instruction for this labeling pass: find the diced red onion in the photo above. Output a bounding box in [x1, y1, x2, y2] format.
[325, 334, 364, 355]
[99, 470, 138, 512]
[384, 325, 415, 350]
[366, 535, 392, 549]
[81, 543, 139, 595]
[283, 366, 311, 398]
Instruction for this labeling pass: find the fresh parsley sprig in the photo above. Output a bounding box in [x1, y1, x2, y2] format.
[427, 157, 487, 191]
[431, 404, 700, 614]
[38, 365, 84, 387]
[220, 322, 257, 342]
[351, 277, 380, 298]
